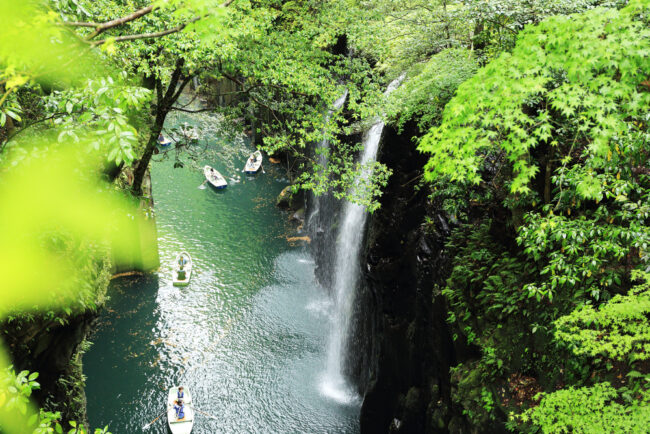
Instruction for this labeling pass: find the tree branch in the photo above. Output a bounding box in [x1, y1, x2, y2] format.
[7, 113, 66, 141]
[170, 106, 216, 113]
[163, 59, 186, 106]
[87, 0, 236, 45]
[171, 77, 192, 104]
[87, 5, 155, 39]
[220, 72, 280, 122]
[92, 22, 191, 45]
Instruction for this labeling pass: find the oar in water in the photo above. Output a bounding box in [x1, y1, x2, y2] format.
[198, 179, 208, 189]
[191, 406, 219, 420]
[142, 409, 166, 430]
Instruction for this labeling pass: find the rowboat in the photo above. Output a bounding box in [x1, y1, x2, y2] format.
[244, 150, 263, 174]
[158, 134, 172, 147]
[172, 252, 192, 287]
[203, 165, 227, 189]
[167, 386, 194, 434]
[181, 125, 199, 141]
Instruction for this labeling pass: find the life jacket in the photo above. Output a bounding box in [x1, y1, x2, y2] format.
[177, 390, 184, 399]
[175, 404, 185, 419]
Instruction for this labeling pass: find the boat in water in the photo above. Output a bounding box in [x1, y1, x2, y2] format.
[167, 386, 194, 434]
[204, 165, 227, 189]
[158, 134, 172, 147]
[180, 124, 199, 141]
[244, 150, 263, 174]
[172, 252, 192, 286]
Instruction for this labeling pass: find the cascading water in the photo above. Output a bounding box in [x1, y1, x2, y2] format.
[321, 76, 404, 403]
[307, 89, 349, 235]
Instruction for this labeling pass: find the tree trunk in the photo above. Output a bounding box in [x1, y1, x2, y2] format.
[131, 116, 164, 195]
[131, 58, 189, 196]
[544, 160, 552, 204]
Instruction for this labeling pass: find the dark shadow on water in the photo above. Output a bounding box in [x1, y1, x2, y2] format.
[85, 274, 164, 433]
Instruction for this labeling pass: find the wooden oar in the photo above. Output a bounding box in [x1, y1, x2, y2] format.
[142, 409, 166, 430]
[190, 406, 218, 420]
[198, 179, 207, 189]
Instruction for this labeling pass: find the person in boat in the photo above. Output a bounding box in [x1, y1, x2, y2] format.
[177, 386, 184, 399]
[174, 398, 185, 420]
[178, 255, 187, 268]
[158, 134, 164, 142]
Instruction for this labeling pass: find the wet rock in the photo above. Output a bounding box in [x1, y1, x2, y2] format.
[355, 121, 458, 434]
[292, 207, 305, 223]
[277, 186, 293, 209]
[276, 186, 304, 210]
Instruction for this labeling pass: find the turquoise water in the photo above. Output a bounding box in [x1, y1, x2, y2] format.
[84, 111, 360, 433]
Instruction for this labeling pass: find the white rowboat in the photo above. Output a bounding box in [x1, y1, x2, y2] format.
[167, 386, 194, 434]
[181, 125, 199, 141]
[244, 150, 263, 174]
[172, 252, 192, 287]
[204, 165, 227, 189]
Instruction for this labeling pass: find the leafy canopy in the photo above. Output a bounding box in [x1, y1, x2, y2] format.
[419, 0, 650, 195]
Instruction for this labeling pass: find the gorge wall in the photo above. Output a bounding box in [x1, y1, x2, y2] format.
[353, 123, 505, 433]
[0, 170, 159, 428]
[354, 121, 454, 433]
[1, 310, 98, 425]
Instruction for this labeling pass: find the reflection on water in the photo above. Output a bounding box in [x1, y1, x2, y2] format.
[84, 110, 360, 433]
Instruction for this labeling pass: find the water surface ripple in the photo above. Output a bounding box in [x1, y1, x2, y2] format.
[84, 112, 360, 433]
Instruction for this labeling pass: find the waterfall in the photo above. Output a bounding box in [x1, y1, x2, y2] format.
[307, 89, 349, 235]
[321, 76, 404, 404]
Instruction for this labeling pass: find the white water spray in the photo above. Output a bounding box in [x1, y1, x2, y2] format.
[321, 76, 404, 403]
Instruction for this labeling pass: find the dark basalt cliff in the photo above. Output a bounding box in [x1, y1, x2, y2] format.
[1, 311, 97, 425]
[354, 123, 502, 434]
[352, 122, 455, 433]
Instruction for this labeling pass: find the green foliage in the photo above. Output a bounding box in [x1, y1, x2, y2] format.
[517, 208, 650, 302]
[419, 1, 650, 195]
[518, 273, 650, 432]
[2, 76, 151, 168]
[555, 271, 650, 362]
[0, 365, 110, 434]
[0, 0, 102, 89]
[387, 48, 477, 132]
[434, 4, 650, 431]
[48, 76, 151, 166]
[526, 382, 650, 434]
[450, 362, 499, 425]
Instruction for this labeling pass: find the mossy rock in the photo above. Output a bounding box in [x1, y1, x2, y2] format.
[276, 185, 303, 210]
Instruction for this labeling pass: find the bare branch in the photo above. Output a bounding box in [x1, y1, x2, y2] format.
[87, 5, 155, 39]
[170, 106, 216, 113]
[6, 113, 66, 140]
[92, 23, 188, 45]
[84, 0, 235, 44]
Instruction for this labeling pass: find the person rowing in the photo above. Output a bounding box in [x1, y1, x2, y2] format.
[173, 398, 185, 420]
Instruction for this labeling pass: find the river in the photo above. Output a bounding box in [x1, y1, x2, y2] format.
[84, 109, 360, 433]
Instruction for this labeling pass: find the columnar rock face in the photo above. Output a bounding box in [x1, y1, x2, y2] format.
[1, 309, 98, 426]
[353, 122, 458, 434]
